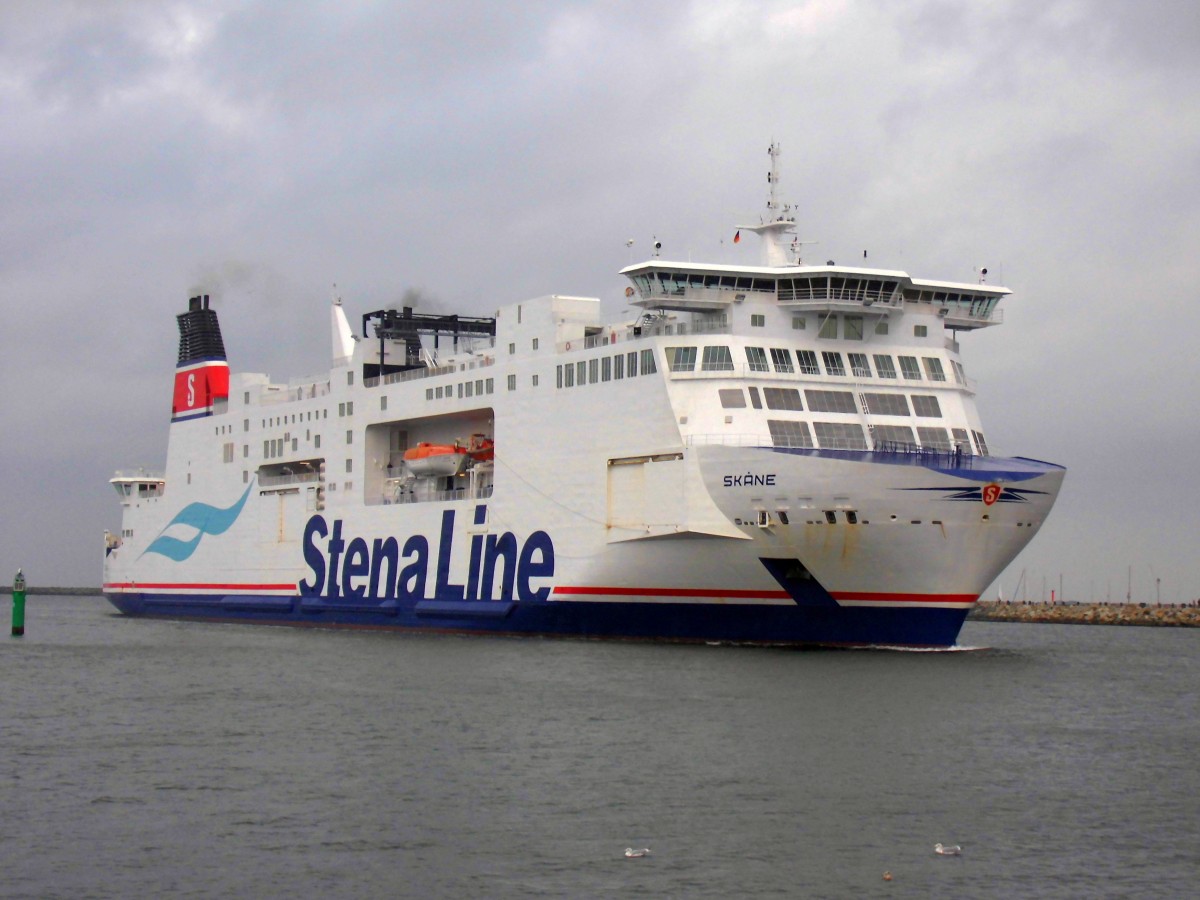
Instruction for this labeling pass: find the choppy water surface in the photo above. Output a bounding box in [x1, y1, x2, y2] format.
[2, 597, 1197, 898]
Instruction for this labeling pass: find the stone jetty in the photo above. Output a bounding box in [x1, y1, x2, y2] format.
[969, 601, 1200, 628]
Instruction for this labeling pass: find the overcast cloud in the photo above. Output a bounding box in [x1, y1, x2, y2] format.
[2, 0, 1197, 603]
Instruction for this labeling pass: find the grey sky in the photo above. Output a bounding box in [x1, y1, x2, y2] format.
[3, 0, 1197, 603]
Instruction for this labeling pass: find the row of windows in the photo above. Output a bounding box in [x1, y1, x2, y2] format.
[556, 349, 658, 388]
[630, 270, 998, 317]
[767, 419, 987, 454]
[720, 386, 943, 417]
[424, 378, 496, 401]
[667, 345, 953, 382]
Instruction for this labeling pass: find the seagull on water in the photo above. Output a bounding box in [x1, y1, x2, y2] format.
[934, 843, 962, 856]
[624, 848, 650, 858]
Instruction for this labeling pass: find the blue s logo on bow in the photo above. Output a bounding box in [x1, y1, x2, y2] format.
[141, 482, 254, 562]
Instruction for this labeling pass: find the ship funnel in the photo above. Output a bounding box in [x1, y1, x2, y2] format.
[172, 295, 229, 423]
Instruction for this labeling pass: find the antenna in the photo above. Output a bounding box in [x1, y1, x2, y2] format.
[767, 141, 781, 215]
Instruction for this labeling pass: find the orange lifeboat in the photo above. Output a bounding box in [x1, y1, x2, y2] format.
[403, 442, 469, 477]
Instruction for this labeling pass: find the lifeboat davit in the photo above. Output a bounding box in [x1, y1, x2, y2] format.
[403, 442, 469, 477]
[466, 433, 494, 462]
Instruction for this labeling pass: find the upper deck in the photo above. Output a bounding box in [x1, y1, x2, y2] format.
[620, 261, 1009, 331]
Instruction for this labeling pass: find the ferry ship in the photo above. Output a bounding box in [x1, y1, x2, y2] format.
[103, 146, 1064, 646]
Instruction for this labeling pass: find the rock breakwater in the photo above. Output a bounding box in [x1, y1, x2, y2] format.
[970, 601, 1200, 628]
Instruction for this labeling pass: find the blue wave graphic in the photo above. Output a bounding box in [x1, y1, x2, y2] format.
[141, 482, 254, 562]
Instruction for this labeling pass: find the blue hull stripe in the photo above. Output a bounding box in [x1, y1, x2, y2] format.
[107, 593, 969, 647]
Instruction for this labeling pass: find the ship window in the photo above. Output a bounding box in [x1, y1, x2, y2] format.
[792, 316, 806, 330]
[849, 353, 872, 377]
[972, 430, 990, 456]
[614, 354, 624, 379]
[822, 352, 846, 376]
[813, 422, 868, 450]
[465, 382, 474, 398]
[338, 402, 345, 416]
[818, 315, 837, 339]
[846, 511, 858, 525]
[768, 419, 814, 448]
[952, 428, 971, 451]
[796, 350, 820, 375]
[426, 388, 433, 400]
[532, 338, 539, 350]
[563, 365, 574, 387]
[778, 511, 790, 525]
[509, 342, 516, 355]
[875, 321, 889, 335]
[346, 459, 353, 473]
[347, 402, 353, 415]
[746, 347, 769, 372]
[763, 387, 803, 410]
[951, 360, 966, 384]
[507, 374, 517, 391]
[702, 346, 734, 371]
[641, 349, 656, 374]
[589, 359, 599, 382]
[346, 430, 353, 444]
[922, 357, 947, 381]
[751, 314, 766, 327]
[748, 386, 762, 409]
[627, 351, 638, 377]
[873, 425, 917, 447]
[532, 374, 539, 387]
[914, 325, 928, 338]
[844, 316, 864, 340]
[719, 389, 747, 408]
[244, 419, 249, 432]
[873, 355, 897, 378]
[382, 396, 388, 410]
[666, 346, 696, 372]
[898, 356, 922, 379]
[347, 371, 354, 386]
[863, 393, 910, 416]
[911, 395, 942, 417]
[315, 435, 321, 449]
[825, 510, 837, 524]
[770, 348, 794, 373]
[602, 357, 612, 381]
[918, 426, 952, 450]
[806, 390, 857, 414]
[577, 361, 586, 384]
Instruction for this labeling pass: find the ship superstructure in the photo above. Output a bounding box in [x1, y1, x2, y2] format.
[103, 146, 1063, 646]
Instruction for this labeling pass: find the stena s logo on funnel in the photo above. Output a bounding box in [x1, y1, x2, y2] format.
[172, 360, 229, 422]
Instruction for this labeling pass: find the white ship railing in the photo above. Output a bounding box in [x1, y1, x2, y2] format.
[258, 471, 321, 487]
[260, 381, 331, 405]
[112, 468, 165, 480]
[363, 357, 495, 389]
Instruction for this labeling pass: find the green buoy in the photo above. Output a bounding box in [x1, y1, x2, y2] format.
[12, 569, 25, 637]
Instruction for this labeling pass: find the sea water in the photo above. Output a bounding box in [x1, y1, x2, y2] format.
[2, 596, 1197, 898]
